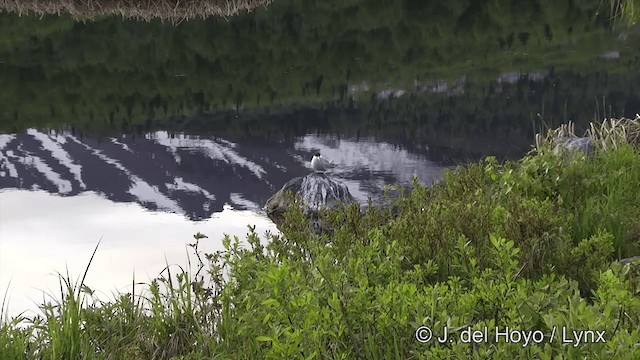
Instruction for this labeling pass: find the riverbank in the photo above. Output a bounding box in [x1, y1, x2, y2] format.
[2, 117, 640, 358]
[0, 0, 271, 22]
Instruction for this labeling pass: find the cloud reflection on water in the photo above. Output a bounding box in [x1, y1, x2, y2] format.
[0, 189, 278, 319]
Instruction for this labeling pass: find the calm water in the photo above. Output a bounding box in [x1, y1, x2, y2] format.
[0, 190, 279, 318]
[1, 0, 640, 317]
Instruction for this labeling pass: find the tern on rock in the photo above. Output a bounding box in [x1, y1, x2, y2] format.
[311, 153, 334, 172]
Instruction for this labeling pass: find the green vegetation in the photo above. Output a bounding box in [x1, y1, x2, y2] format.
[0, 0, 271, 22]
[609, 0, 640, 25]
[2, 0, 639, 137]
[2, 118, 640, 358]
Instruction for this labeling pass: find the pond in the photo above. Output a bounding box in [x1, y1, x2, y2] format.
[1, 0, 640, 318]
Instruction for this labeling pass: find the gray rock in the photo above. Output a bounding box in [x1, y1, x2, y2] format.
[552, 137, 594, 156]
[619, 256, 640, 265]
[617, 256, 640, 273]
[264, 172, 355, 230]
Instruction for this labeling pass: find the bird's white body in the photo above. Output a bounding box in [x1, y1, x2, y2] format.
[311, 154, 334, 172]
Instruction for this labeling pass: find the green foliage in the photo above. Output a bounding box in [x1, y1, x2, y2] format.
[567, 230, 616, 293]
[0, 316, 31, 359]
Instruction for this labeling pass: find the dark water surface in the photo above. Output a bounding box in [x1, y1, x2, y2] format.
[1, 0, 640, 316]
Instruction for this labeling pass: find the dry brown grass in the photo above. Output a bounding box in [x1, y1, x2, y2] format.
[0, 0, 272, 23]
[534, 115, 640, 154]
[586, 115, 640, 151]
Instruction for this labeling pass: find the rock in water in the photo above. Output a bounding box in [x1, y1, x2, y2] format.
[264, 172, 355, 230]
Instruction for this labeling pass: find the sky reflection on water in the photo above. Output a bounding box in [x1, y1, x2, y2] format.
[0, 129, 450, 318]
[0, 189, 278, 318]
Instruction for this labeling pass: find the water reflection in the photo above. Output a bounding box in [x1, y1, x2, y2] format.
[1, 1, 638, 134]
[0, 129, 447, 219]
[295, 135, 442, 201]
[0, 128, 448, 318]
[0, 190, 278, 318]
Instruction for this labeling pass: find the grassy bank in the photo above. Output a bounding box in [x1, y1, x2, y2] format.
[2, 118, 640, 359]
[0, 0, 271, 22]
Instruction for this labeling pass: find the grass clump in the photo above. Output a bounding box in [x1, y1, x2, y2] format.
[0, 0, 271, 23]
[608, 0, 640, 26]
[2, 118, 640, 358]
